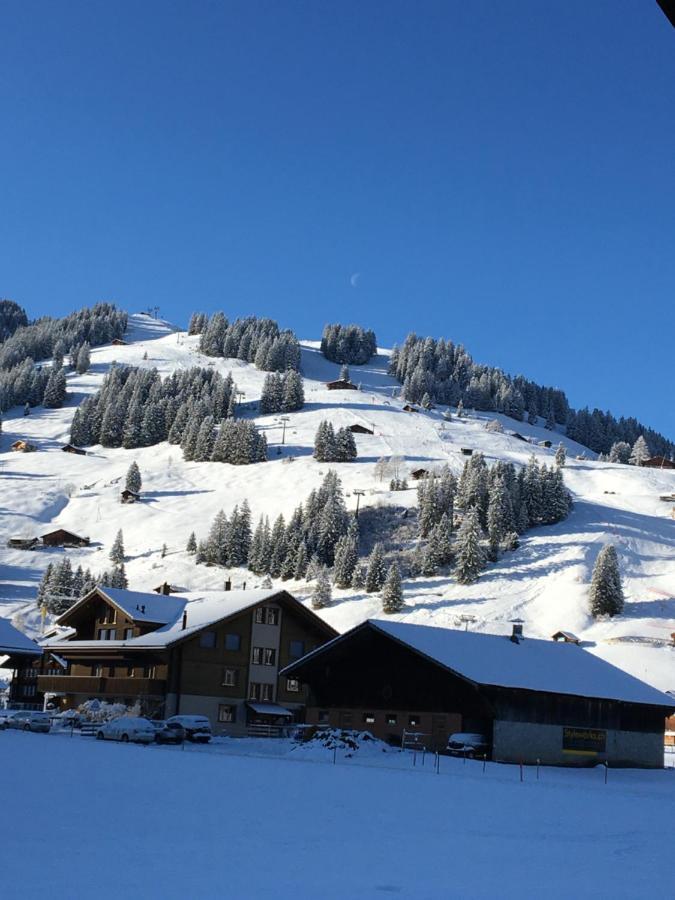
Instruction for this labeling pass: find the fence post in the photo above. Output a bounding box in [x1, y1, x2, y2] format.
[482, 754, 486, 773]
[604, 761, 608, 784]
[536, 758, 540, 780]
[413, 750, 416, 767]
[333, 746, 337, 765]
[519, 760, 524, 782]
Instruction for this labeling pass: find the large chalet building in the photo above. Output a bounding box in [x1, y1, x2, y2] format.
[1, 617, 42, 709]
[38, 586, 336, 733]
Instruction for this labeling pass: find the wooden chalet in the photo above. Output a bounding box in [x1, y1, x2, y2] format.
[38, 586, 337, 734]
[41, 529, 90, 548]
[511, 432, 528, 442]
[111, 337, 128, 346]
[1, 617, 43, 710]
[538, 440, 553, 448]
[325, 379, 357, 391]
[460, 447, 473, 456]
[6, 537, 39, 551]
[551, 631, 580, 645]
[348, 424, 374, 435]
[10, 440, 37, 453]
[410, 468, 429, 481]
[153, 582, 180, 595]
[120, 488, 141, 504]
[642, 456, 675, 470]
[282, 620, 674, 766]
[61, 444, 86, 456]
[402, 404, 418, 413]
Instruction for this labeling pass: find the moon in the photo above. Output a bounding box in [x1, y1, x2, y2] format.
[350, 273, 360, 287]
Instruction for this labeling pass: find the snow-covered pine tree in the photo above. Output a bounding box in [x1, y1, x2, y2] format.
[339, 364, 350, 383]
[364, 542, 387, 593]
[206, 510, 229, 566]
[555, 443, 566, 468]
[629, 436, 651, 466]
[381, 563, 404, 614]
[186, 532, 197, 553]
[454, 506, 486, 585]
[334, 427, 357, 462]
[608, 441, 631, 464]
[268, 515, 288, 578]
[333, 531, 358, 588]
[125, 461, 142, 494]
[589, 544, 624, 618]
[110, 529, 125, 565]
[293, 540, 309, 579]
[487, 476, 514, 557]
[281, 370, 305, 412]
[311, 567, 332, 609]
[43, 364, 67, 408]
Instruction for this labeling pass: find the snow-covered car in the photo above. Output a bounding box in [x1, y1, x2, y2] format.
[166, 715, 212, 743]
[96, 716, 156, 744]
[2, 710, 51, 733]
[446, 733, 489, 758]
[150, 720, 185, 744]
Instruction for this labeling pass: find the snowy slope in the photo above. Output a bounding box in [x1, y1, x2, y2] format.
[0, 312, 673, 691]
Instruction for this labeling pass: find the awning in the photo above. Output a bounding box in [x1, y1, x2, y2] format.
[246, 702, 293, 717]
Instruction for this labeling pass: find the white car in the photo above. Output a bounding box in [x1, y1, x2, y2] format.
[166, 715, 212, 743]
[2, 710, 51, 733]
[96, 716, 156, 744]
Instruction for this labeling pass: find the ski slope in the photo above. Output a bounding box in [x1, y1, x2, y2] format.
[0, 313, 673, 691]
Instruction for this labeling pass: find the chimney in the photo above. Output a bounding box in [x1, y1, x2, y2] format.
[510, 624, 523, 644]
[182, 610, 187, 630]
[141, 604, 146, 614]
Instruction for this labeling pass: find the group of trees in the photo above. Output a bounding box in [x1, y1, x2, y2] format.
[389, 332, 674, 459]
[184, 417, 267, 465]
[191, 312, 301, 373]
[37, 560, 100, 615]
[603, 435, 653, 466]
[589, 544, 624, 618]
[320, 323, 377, 365]
[259, 370, 305, 414]
[313, 421, 357, 462]
[0, 299, 28, 342]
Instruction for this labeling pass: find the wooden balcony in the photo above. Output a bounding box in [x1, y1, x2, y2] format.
[37, 675, 167, 697]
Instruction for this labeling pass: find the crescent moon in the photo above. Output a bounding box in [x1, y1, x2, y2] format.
[350, 273, 360, 287]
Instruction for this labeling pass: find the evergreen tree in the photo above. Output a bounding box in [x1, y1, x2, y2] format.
[333, 532, 358, 588]
[364, 542, 387, 593]
[43, 364, 67, 408]
[186, 531, 197, 553]
[487, 476, 514, 555]
[589, 544, 624, 617]
[454, 507, 486, 585]
[381, 563, 404, 614]
[555, 443, 566, 468]
[76, 342, 91, 374]
[110, 529, 125, 565]
[293, 540, 309, 579]
[609, 441, 631, 464]
[629, 436, 651, 466]
[339, 364, 350, 382]
[311, 567, 332, 609]
[125, 461, 142, 493]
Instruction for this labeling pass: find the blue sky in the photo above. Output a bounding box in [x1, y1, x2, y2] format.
[1, 2, 673, 436]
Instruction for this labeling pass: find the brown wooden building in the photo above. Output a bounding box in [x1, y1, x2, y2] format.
[41, 529, 90, 548]
[61, 444, 86, 456]
[120, 489, 141, 503]
[1, 617, 43, 710]
[326, 379, 357, 391]
[39, 586, 336, 733]
[643, 456, 675, 470]
[348, 424, 374, 435]
[282, 620, 674, 767]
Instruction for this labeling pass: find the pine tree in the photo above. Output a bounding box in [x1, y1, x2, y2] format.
[589, 544, 624, 617]
[339, 364, 350, 383]
[487, 476, 514, 555]
[381, 563, 404, 614]
[454, 507, 486, 585]
[333, 532, 358, 588]
[311, 567, 332, 609]
[293, 541, 309, 579]
[186, 531, 197, 553]
[76, 342, 91, 374]
[43, 365, 67, 408]
[125, 461, 142, 494]
[555, 443, 566, 468]
[364, 542, 387, 593]
[629, 436, 651, 466]
[110, 529, 125, 565]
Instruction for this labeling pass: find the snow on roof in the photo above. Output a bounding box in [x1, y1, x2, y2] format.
[100, 587, 187, 624]
[368, 620, 673, 708]
[247, 702, 293, 716]
[0, 617, 41, 657]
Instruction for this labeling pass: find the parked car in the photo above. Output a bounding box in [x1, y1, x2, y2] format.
[2, 710, 52, 733]
[447, 733, 489, 758]
[151, 720, 185, 745]
[166, 715, 212, 743]
[96, 716, 156, 744]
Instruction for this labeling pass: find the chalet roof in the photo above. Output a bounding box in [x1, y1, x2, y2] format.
[40, 528, 89, 541]
[551, 630, 580, 644]
[0, 617, 41, 657]
[46, 588, 337, 651]
[285, 620, 674, 709]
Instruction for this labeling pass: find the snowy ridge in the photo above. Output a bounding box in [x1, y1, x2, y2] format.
[0, 312, 674, 692]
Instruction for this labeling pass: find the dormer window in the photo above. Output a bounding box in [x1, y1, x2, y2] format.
[101, 606, 116, 625]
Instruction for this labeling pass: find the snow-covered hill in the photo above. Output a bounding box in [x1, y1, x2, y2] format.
[1, 313, 673, 691]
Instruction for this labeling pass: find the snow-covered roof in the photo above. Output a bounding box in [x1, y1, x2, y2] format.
[370, 620, 673, 707]
[47, 589, 292, 650]
[0, 617, 41, 657]
[247, 702, 293, 716]
[287, 620, 674, 709]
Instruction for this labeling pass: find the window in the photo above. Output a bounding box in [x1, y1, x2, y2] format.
[363, 713, 376, 725]
[289, 640, 305, 660]
[252, 647, 276, 666]
[142, 665, 156, 679]
[408, 715, 421, 728]
[91, 664, 103, 677]
[249, 682, 273, 702]
[199, 631, 217, 649]
[318, 710, 330, 724]
[286, 678, 300, 693]
[222, 668, 238, 687]
[23, 668, 38, 679]
[254, 608, 265, 624]
[386, 713, 398, 726]
[124, 628, 134, 640]
[225, 633, 241, 651]
[219, 704, 236, 723]
[108, 666, 115, 677]
[99, 628, 117, 641]
[254, 607, 279, 625]
[23, 685, 37, 697]
[265, 608, 279, 626]
[127, 666, 134, 677]
[101, 606, 116, 624]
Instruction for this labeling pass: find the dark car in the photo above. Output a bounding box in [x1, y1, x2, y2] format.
[447, 732, 490, 759]
[166, 715, 212, 743]
[151, 720, 185, 744]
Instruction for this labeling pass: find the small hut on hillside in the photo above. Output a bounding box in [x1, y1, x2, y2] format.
[643, 456, 675, 470]
[326, 379, 358, 391]
[111, 337, 128, 346]
[402, 404, 418, 413]
[348, 424, 374, 435]
[11, 440, 37, 453]
[551, 631, 581, 645]
[410, 468, 429, 481]
[61, 444, 86, 456]
[41, 529, 90, 548]
[120, 489, 141, 504]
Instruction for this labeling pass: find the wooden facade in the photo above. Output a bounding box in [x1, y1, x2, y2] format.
[643, 456, 675, 470]
[41, 529, 90, 547]
[120, 489, 140, 503]
[326, 379, 358, 391]
[61, 444, 86, 455]
[348, 424, 374, 435]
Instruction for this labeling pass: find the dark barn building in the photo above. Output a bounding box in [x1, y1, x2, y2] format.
[348, 424, 374, 435]
[41, 529, 90, 548]
[282, 620, 674, 767]
[326, 379, 358, 391]
[642, 456, 675, 470]
[1, 617, 43, 710]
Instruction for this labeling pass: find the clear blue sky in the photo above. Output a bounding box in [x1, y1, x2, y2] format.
[1, 1, 673, 436]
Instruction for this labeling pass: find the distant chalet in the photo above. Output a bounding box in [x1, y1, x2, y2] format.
[410, 468, 429, 481]
[41, 529, 90, 548]
[348, 424, 373, 435]
[402, 404, 418, 413]
[62, 444, 86, 456]
[120, 489, 141, 504]
[326, 379, 357, 391]
[642, 456, 675, 470]
[11, 440, 37, 453]
[111, 337, 128, 346]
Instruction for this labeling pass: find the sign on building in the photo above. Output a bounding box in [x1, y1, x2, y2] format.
[562, 726, 606, 754]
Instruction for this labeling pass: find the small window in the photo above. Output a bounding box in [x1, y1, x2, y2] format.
[249, 682, 273, 701]
[218, 704, 236, 723]
[363, 713, 376, 724]
[143, 665, 156, 679]
[262, 648, 276, 667]
[289, 640, 305, 660]
[124, 628, 134, 640]
[108, 666, 115, 677]
[266, 608, 279, 626]
[91, 664, 103, 677]
[386, 713, 398, 726]
[318, 710, 330, 724]
[23, 685, 37, 697]
[252, 647, 262, 665]
[222, 668, 237, 687]
[286, 678, 300, 693]
[225, 633, 241, 652]
[199, 631, 217, 649]
[408, 715, 421, 728]
[254, 608, 265, 624]
[127, 666, 134, 677]
[261, 683, 272, 701]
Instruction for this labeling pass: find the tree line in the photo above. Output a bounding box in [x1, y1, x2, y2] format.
[320, 323, 377, 365]
[189, 312, 301, 373]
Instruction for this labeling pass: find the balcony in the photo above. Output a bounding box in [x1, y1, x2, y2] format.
[37, 675, 167, 697]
